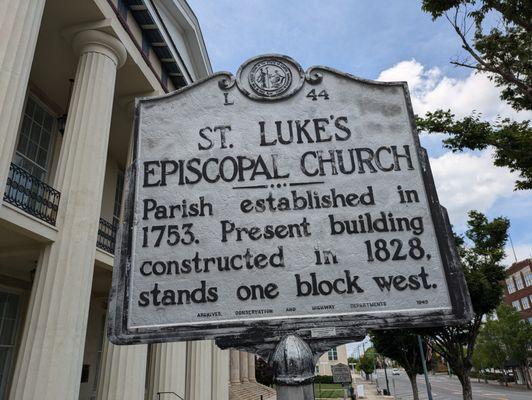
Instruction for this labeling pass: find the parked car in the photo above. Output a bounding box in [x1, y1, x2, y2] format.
[392, 368, 400, 375]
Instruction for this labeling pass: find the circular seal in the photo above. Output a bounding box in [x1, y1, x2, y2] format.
[248, 59, 292, 97]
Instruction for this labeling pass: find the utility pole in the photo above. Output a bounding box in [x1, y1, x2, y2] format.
[382, 357, 390, 395]
[417, 335, 433, 400]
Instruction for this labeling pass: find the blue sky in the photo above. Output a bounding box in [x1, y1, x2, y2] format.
[189, 0, 471, 81]
[187, 0, 532, 357]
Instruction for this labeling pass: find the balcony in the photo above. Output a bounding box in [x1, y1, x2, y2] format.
[3, 163, 61, 225]
[97, 218, 117, 254]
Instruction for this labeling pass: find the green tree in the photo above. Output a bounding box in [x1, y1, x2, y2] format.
[371, 330, 425, 400]
[471, 332, 492, 383]
[416, 112, 532, 190]
[359, 347, 376, 379]
[476, 304, 532, 388]
[424, 210, 509, 400]
[474, 312, 507, 383]
[418, 1, 532, 190]
[421, 0, 531, 110]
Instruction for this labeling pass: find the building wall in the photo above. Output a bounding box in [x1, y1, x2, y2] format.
[502, 259, 532, 322]
[316, 345, 349, 376]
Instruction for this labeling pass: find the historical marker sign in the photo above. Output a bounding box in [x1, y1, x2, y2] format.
[331, 364, 352, 384]
[108, 54, 472, 346]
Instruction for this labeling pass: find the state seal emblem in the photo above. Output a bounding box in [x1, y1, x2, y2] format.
[248, 59, 292, 97]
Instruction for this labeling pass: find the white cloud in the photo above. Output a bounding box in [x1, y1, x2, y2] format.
[429, 150, 519, 227]
[378, 59, 530, 121]
[378, 59, 532, 238]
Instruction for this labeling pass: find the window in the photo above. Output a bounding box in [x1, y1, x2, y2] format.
[112, 170, 125, 227]
[506, 278, 516, 294]
[315, 365, 319, 374]
[523, 267, 531, 287]
[512, 300, 521, 311]
[514, 273, 524, 290]
[0, 291, 21, 399]
[521, 296, 530, 310]
[14, 97, 55, 181]
[328, 348, 338, 361]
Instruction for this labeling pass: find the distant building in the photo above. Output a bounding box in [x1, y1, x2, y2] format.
[502, 258, 532, 322]
[315, 345, 349, 376]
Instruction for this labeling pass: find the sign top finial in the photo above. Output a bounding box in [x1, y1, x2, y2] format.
[235, 54, 306, 101]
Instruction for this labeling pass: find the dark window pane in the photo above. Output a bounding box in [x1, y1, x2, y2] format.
[4, 295, 19, 319]
[25, 98, 36, 117]
[27, 141, 37, 160]
[44, 115, 54, 131]
[20, 117, 31, 137]
[34, 106, 44, 125]
[37, 148, 47, 167]
[41, 131, 51, 148]
[30, 123, 41, 143]
[0, 318, 16, 344]
[16, 136, 28, 153]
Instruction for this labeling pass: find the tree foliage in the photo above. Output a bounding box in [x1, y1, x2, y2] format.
[371, 330, 425, 400]
[475, 304, 532, 388]
[423, 211, 509, 400]
[359, 347, 376, 378]
[421, 0, 532, 110]
[418, 1, 532, 191]
[416, 111, 532, 190]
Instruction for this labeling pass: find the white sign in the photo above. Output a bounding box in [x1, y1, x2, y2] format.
[108, 55, 471, 345]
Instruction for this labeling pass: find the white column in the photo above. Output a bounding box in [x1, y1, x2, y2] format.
[239, 351, 249, 383]
[212, 346, 229, 399]
[147, 342, 187, 399]
[8, 30, 126, 400]
[248, 353, 256, 382]
[0, 0, 46, 193]
[186, 340, 213, 400]
[96, 340, 147, 400]
[229, 348, 240, 384]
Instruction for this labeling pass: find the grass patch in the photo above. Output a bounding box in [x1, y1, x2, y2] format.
[314, 383, 347, 398]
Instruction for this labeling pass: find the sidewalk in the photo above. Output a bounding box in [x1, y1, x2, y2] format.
[353, 374, 394, 400]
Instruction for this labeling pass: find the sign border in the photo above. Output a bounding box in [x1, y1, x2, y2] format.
[108, 57, 473, 347]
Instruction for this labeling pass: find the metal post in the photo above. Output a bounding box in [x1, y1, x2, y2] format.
[383, 358, 390, 395]
[417, 335, 433, 400]
[271, 334, 315, 400]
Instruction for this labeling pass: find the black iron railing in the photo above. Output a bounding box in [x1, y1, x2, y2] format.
[97, 218, 117, 254]
[3, 163, 61, 225]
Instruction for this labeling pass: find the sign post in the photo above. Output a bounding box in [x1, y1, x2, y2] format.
[108, 54, 472, 399]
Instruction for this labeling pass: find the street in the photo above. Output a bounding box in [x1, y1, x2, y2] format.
[370, 369, 530, 400]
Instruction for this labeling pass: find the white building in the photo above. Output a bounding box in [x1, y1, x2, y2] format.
[0, 1, 261, 399]
[315, 345, 349, 376]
